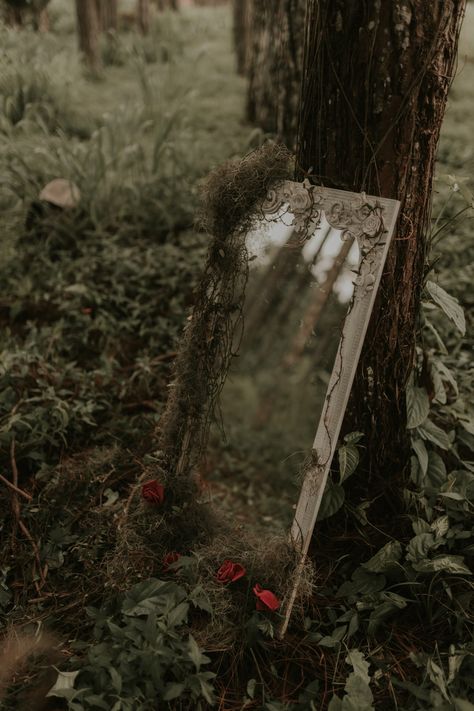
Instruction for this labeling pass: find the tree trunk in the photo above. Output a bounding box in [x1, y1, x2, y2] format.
[233, 0, 252, 75]
[137, 0, 151, 34]
[296, 1, 466, 487]
[246, 0, 305, 148]
[96, 0, 118, 31]
[75, 0, 102, 73]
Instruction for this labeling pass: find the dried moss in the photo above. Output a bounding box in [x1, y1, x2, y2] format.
[154, 143, 293, 498]
[198, 142, 292, 240]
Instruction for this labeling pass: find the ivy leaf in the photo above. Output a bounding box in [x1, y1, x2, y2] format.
[163, 683, 185, 701]
[318, 482, 345, 521]
[47, 670, 80, 698]
[412, 438, 428, 476]
[427, 450, 447, 488]
[426, 281, 466, 335]
[412, 555, 472, 575]
[417, 418, 452, 450]
[407, 384, 430, 429]
[338, 443, 360, 483]
[362, 541, 402, 574]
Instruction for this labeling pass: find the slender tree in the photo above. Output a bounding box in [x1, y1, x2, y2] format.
[137, 0, 151, 34]
[95, 0, 118, 31]
[75, 0, 102, 73]
[296, 1, 466, 485]
[232, 0, 252, 75]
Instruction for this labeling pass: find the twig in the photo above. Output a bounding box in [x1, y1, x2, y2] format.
[0, 472, 32, 501]
[9, 438, 46, 588]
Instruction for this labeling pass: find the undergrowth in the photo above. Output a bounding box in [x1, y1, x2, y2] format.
[0, 2, 473, 711]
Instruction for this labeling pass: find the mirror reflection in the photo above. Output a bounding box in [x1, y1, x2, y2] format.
[207, 213, 360, 531]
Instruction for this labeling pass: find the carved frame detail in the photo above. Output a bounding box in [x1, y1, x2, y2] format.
[255, 180, 400, 636]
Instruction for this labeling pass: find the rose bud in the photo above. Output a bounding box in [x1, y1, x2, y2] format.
[216, 560, 246, 584]
[141, 479, 165, 504]
[253, 584, 280, 611]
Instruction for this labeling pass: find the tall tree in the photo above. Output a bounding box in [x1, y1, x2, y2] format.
[245, 0, 305, 148]
[75, 0, 102, 73]
[95, 0, 118, 31]
[296, 1, 466, 486]
[232, 0, 252, 75]
[137, 0, 151, 34]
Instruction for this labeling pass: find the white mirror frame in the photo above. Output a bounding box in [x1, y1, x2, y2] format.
[254, 180, 400, 636]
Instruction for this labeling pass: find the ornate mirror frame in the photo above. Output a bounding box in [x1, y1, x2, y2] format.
[156, 177, 400, 637]
[256, 180, 400, 635]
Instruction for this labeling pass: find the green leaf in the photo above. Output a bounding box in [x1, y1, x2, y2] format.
[163, 683, 186, 701]
[406, 533, 437, 562]
[344, 431, 364, 444]
[412, 555, 472, 575]
[342, 650, 374, 711]
[47, 670, 80, 697]
[362, 541, 402, 574]
[418, 418, 451, 450]
[318, 482, 345, 521]
[407, 383, 430, 429]
[426, 280, 466, 335]
[412, 438, 428, 476]
[246, 679, 257, 699]
[338, 443, 360, 483]
[430, 515, 449, 538]
[427, 450, 447, 487]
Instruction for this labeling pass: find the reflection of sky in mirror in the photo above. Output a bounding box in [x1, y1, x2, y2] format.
[246, 212, 359, 303]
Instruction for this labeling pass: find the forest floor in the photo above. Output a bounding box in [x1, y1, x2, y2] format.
[0, 2, 473, 710]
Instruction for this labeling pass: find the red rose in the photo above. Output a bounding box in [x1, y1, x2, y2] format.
[141, 480, 165, 504]
[216, 560, 246, 584]
[163, 551, 180, 573]
[253, 584, 280, 611]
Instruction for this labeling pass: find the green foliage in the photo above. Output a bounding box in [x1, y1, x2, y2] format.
[49, 579, 216, 709]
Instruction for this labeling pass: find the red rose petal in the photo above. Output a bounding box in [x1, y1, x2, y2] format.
[141, 479, 165, 504]
[253, 583, 280, 611]
[216, 560, 246, 583]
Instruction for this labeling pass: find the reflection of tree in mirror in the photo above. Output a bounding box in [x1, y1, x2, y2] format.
[212, 213, 360, 531]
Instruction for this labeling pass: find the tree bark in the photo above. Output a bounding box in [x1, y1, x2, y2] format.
[246, 0, 305, 148]
[75, 0, 102, 73]
[137, 0, 151, 34]
[296, 1, 466, 486]
[95, 0, 118, 31]
[233, 0, 252, 75]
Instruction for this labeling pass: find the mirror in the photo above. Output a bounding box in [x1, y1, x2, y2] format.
[158, 178, 400, 635]
[211, 213, 360, 532]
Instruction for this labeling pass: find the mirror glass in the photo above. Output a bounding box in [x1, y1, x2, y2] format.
[207, 212, 360, 532]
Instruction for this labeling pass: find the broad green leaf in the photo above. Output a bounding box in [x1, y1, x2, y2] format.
[453, 698, 474, 711]
[412, 438, 428, 476]
[426, 280, 466, 335]
[412, 555, 472, 575]
[246, 679, 257, 699]
[328, 697, 343, 711]
[427, 450, 447, 487]
[362, 541, 402, 574]
[338, 443, 360, 483]
[47, 670, 80, 697]
[406, 533, 437, 562]
[407, 383, 430, 429]
[163, 683, 185, 701]
[418, 418, 451, 450]
[431, 515, 449, 538]
[344, 431, 364, 444]
[342, 650, 374, 711]
[318, 482, 345, 521]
